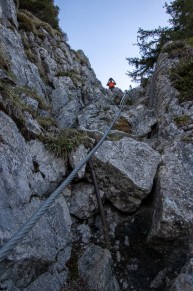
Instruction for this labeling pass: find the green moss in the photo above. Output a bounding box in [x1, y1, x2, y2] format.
[170, 58, 193, 102]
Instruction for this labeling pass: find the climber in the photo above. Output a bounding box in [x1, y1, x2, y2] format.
[106, 78, 116, 90]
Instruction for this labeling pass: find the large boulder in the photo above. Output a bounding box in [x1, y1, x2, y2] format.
[93, 137, 161, 212]
[148, 141, 193, 240]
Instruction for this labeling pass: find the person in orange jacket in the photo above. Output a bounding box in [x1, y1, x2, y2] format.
[106, 78, 116, 90]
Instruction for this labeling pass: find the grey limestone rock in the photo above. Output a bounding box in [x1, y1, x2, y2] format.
[23, 111, 43, 136]
[69, 144, 89, 179]
[78, 244, 120, 291]
[0, 0, 18, 28]
[120, 104, 157, 138]
[149, 141, 193, 240]
[93, 137, 161, 212]
[69, 182, 104, 219]
[78, 103, 120, 132]
[28, 140, 66, 188]
[0, 112, 71, 289]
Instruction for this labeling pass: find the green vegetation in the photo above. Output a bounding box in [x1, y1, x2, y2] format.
[0, 81, 89, 157]
[18, 0, 60, 30]
[17, 10, 59, 37]
[127, 0, 193, 83]
[0, 81, 52, 139]
[174, 115, 192, 127]
[0, 82, 28, 128]
[162, 40, 187, 58]
[36, 116, 57, 130]
[170, 58, 193, 102]
[45, 129, 89, 159]
[18, 86, 49, 110]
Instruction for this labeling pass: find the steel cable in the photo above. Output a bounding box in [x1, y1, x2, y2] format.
[0, 90, 127, 262]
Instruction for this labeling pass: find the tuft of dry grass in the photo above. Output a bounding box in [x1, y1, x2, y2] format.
[44, 129, 89, 159]
[113, 117, 132, 134]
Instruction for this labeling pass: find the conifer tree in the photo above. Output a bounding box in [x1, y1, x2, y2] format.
[127, 0, 193, 83]
[165, 0, 193, 39]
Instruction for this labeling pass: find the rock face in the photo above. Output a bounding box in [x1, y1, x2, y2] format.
[0, 111, 71, 290]
[169, 258, 193, 291]
[69, 182, 104, 219]
[78, 244, 120, 291]
[1, 1, 193, 290]
[93, 137, 161, 212]
[149, 141, 193, 240]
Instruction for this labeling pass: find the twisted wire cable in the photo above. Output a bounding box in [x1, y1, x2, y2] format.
[0, 90, 127, 262]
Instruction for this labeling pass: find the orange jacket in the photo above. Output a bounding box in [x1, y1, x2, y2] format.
[107, 81, 116, 88]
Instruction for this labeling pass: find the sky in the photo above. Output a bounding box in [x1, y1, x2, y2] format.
[54, 0, 170, 91]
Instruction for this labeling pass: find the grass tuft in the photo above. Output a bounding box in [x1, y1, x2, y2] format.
[44, 129, 89, 159]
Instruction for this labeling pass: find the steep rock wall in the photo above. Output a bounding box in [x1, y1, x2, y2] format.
[0, 1, 193, 291]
